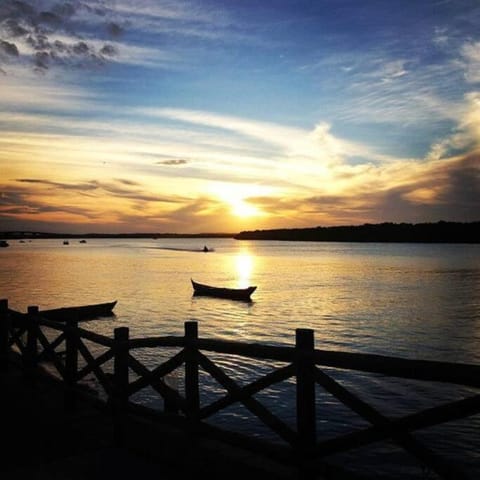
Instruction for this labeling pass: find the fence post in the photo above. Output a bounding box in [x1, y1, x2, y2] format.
[185, 321, 200, 420]
[25, 306, 39, 376]
[64, 314, 79, 411]
[296, 328, 316, 458]
[113, 326, 129, 446]
[0, 299, 9, 372]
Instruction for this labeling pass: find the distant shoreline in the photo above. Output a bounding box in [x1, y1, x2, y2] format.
[0, 232, 234, 240]
[234, 221, 480, 243]
[1, 221, 479, 243]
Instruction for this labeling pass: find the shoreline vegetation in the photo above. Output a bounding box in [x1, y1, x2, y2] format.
[234, 221, 480, 243]
[1, 221, 479, 243]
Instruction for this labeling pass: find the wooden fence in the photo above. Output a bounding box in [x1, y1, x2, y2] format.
[1, 298, 479, 479]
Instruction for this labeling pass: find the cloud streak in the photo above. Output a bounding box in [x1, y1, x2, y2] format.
[14, 177, 185, 203]
[156, 159, 189, 165]
[460, 41, 480, 83]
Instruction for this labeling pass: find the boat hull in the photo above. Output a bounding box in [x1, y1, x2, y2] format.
[40, 301, 117, 322]
[191, 279, 256, 301]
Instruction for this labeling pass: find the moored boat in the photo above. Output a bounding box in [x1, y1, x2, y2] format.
[191, 279, 256, 301]
[39, 300, 117, 321]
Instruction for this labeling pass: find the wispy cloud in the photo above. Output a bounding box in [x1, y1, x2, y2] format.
[140, 107, 393, 167]
[338, 59, 463, 126]
[0, 73, 97, 110]
[364, 59, 409, 83]
[156, 159, 189, 165]
[460, 41, 480, 83]
[14, 177, 185, 203]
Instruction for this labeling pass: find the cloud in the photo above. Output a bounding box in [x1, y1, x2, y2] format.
[0, 0, 238, 74]
[361, 161, 479, 224]
[317, 33, 476, 131]
[2, 148, 478, 232]
[0, 39, 19, 57]
[14, 177, 184, 204]
[140, 107, 380, 168]
[157, 159, 188, 166]
[106, 22, 123, 37]
[140, 108, 412, 194]
[16, 178, 98, 189]
[433, 152, 480, 212]
[460, 41, 480, 83]
[0, 0, 123, 72]
[99, 44, 117, 56]
[0, 184, 99, 220]
[156, 196, 234, 232]
[0, 175, 227, 233]
[342, 66, 462, 126]
[367, 59, 409, 83]
[426, 91, 480, 160]
[111, 0, 234, 38]
[340, 152, 479, 222]
[433, 27, 449, 47]
[242, 151, 480, 227]
[100, 181, 183, 204]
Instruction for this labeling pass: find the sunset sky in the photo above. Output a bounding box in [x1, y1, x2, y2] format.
[1, 0, 479, 234]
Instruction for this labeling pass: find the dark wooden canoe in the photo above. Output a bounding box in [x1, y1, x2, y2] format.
[39, 301, 117, 322]
[191, 279, 256, 301]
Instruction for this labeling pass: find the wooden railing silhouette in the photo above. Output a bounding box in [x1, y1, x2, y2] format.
[1, 298, 479, 479]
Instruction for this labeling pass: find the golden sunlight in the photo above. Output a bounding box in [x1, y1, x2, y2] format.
[231, 198, 261, 218]
[209, 182, 266, 219]
[235, 252, 254, 285]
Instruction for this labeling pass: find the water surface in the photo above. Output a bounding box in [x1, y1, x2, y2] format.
[1, 238, 479, 478]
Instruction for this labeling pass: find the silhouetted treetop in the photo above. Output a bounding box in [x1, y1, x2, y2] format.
[234, 221, 480, 243]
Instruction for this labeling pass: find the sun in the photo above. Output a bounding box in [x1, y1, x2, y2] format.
[231, 199, 260, 218]
[210, 182, 266, 218]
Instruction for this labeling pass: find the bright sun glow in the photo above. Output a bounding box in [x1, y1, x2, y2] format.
[210, 182, 267, 218]
[231, 199, 260, 217]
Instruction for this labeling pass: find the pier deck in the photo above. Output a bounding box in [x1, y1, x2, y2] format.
[3, 301, 478, 480]
[0, 355, 302, 480]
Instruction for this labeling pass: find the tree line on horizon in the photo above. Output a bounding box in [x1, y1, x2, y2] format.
[234, 221, 480, 243]
[1, 221, 479, 242]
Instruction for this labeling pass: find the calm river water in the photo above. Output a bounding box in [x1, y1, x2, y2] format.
[1, 238, 479, 478]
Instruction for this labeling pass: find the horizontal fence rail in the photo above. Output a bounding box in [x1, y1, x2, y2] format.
[1, 298, 479, 479]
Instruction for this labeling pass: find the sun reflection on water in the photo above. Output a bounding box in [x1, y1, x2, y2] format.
[235, 251, 254, 287]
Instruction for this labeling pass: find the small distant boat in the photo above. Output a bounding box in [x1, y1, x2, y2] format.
[0, 240, 9, 248]
[63, 240, 69, 245]
[39, 301, 117, 322]
[191, 279, 256, 301]
[79, 239, 87, 243]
